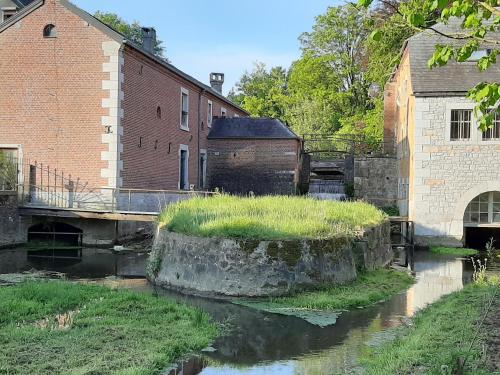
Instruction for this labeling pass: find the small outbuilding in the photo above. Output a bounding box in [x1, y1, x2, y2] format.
[207, 117, 303, 195]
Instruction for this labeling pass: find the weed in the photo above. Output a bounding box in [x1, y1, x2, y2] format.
[430, 246, 478, 257]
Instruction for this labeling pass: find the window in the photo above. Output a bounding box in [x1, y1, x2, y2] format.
[483, 112, 500, 140]
[179, 145, 189, 190]
[156, 106, 162, 119]
[467, 49, 491, 62]
[221, 107, 227, 118]
[1, 9, 16, 22]
[207, 100, 213, 127]
[464, 191, 500, 225]
[450, 109, 471, 141]
[43, 24, 57, 38]
[180, 88, 189, 130]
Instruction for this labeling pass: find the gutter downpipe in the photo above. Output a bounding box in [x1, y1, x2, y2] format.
[198, 88, 206, 189]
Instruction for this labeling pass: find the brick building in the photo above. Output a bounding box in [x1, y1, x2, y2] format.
[385, 18, 500, 247]
[207, 118, 302, 195]
[0, 0, 247, 198]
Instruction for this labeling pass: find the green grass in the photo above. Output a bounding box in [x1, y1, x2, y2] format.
[361, 280, 498, 375]
[236, 269, 414, 312]
[0, 281, 218, 375]
[158, 195, 386, 240]
[430, 246, 479, 257]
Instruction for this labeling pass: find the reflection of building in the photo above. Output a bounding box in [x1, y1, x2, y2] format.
[405, 256, 465, 316]
[384, 18, 500, 246]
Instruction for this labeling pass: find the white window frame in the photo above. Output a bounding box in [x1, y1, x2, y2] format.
[482, 111, 500, 141]
[221, 107, 227, 118]
[207, 100, 213, 128]
[178, 144, 189, 190]
[180, 88, 189, 131]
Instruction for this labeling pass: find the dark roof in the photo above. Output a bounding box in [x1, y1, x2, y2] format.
[208, 117, 300, 140]
[407, 18, 500, 96]
[0, 0, 248, 115]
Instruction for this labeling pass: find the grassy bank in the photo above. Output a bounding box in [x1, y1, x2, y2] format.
[361, 280, 499, 375]
[158, 195, 385, 240]
[430, 246, 479, 257]
[236, 269, 414, 312]
[0, 281, 218, 375]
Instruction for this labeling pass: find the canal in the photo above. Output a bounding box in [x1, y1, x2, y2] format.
[0, 247, 493, 374]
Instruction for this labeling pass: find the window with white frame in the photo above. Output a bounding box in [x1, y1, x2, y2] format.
[207, 100, 213, 127]
[464, 191, 500, 225]
[221, 107, 227, 118]
[450, 109, 472, 141]
[1, 8, 16, 22]
[482, 111, 500, 140]
[180, 88, 189, 130]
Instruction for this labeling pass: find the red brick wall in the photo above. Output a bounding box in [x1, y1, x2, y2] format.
[207, 138, 301, 195]
[0, 0, 109, 188]
[121, 47, 247, 190]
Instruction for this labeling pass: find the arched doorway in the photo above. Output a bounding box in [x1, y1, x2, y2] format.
[28, 222, 83, 259]
[463, 191, 500, 249]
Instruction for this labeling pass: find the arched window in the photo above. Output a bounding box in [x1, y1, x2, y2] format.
[464, 191, 500, 225]
[156, 106, 162, 119]
[43, 24, 57, 38]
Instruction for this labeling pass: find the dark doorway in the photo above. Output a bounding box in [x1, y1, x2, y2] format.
[464, 227, 500, 250]
[180, 149, 188, 190]
[27, 222, 83, 259]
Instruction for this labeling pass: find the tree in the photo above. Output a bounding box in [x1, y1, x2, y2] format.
[94, 12, 166, 58]
[361, 0, 500, 130]
[228, 62, 288, 119]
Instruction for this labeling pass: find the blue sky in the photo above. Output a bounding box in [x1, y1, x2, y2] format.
[73, 0, 338, 94]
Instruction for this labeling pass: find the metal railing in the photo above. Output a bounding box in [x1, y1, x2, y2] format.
[302, 134, 396, 158]
[12, 158, 217, 214]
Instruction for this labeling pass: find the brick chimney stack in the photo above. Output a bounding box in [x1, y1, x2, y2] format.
[210, 73, 224, 94]
[141, 27, 156, 54]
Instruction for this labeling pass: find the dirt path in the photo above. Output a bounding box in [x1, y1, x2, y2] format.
[483, 292, 500, 372]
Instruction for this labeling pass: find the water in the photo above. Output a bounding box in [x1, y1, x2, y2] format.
[0, 247, 489, 375]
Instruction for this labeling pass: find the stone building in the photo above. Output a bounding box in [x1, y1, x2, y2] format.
[0, 0, 247, 196]
[385, 19, 500, 247]
[207, 118, 302, 195]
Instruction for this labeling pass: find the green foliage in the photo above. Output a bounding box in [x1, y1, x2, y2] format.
[94, 11, 166, 58]
[360, 0, 500, 131]
[430, 246, 479, 256]
[0, 151, 17, 190]
[237, 269, 414, 312]
[229, 4, 387, 142]
[361, 282, 498, 374]
[0, 281, 217, 375]
[158, 195, 386, 240]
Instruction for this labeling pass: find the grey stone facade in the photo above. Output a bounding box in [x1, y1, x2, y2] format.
[411, 96, 500, 245]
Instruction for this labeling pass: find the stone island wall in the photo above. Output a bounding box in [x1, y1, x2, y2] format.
[148, 221, 392, 297]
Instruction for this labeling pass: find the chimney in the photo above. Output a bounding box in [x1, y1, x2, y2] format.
[141, 27, 156, 54]
[210, 73, 224, 94]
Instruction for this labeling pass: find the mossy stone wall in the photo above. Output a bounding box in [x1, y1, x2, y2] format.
[148, 221, 392, 297]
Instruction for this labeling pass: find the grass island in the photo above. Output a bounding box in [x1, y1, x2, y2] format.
[151, 195, 412, 312]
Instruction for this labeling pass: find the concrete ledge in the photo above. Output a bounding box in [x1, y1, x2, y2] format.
[148, 221, 392, 297]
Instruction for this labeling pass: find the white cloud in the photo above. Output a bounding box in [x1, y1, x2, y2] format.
[169, 44, 299, 95]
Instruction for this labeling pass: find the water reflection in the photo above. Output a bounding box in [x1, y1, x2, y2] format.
[0, 247, 147, 278]
[167, 251, 474, 375]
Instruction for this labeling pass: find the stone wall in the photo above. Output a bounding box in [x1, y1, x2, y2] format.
[354, 156, 398, 207]
[0, 193, 27, 248]
[412, 96, 500, 245]
[148, 221, 392, 297]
